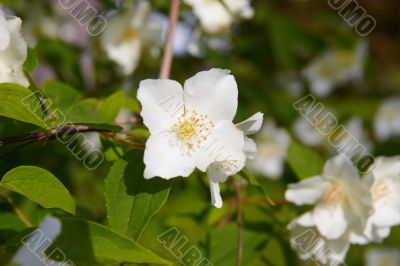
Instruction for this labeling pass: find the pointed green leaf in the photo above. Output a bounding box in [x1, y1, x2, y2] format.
[48, 218, 171, 265]
[99, 91, 125, 123]
[105, 150, 171, 240]
[0, 166, 75, 215]
[0, 83, 46, 128]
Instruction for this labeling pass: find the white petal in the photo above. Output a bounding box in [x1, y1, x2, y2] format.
[323, 155, 359, 182]
[371, 204, 400, 227]
[236, 112, 264, 135]
[209, 178, 223, 208]
[184, 0, 233, 34]
[207, 162, 228, 183]
[243, 136, 257, 160]
[184, 68, 238, 122]
[195, 120, 245, 172]
[313, 204, 347, 239]
[371, 156, 400, 180]
[285, 176, 328, 205]
[0, 11, 10, 50]
[143, 134, 196, 179]
[223, 0, 254, 18]
[137, 79, 184, 134]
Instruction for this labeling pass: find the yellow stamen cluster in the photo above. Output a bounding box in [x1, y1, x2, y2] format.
[123, 28, 139, 42]
[173, 111, 214, 150]
[371, 179, 389, 203]
[220, 160, 243, 175]
[323, 182, 346, 207]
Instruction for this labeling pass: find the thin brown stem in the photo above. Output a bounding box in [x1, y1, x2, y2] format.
[159, 0, 180, 79]
[0, 193, 33, 227]
[235, 178, 244, 266]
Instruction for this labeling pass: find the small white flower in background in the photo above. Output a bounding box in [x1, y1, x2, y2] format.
[207, 112, 263, 207]
[358, 156, 400, 243]
[366, 248, 400, 266]
[101, 1, 162, 75]
[247, 120, 290, 179]
[138, 68, 261, 208]
[374, 98, 400, 142]
[303, 40, 368, 97]
[293, 117, 324, 146]
[285, 155, 373, 240]
[183, 0, 254, 34]
[0, 9, 29, 87]
[288, 212, 350, 265]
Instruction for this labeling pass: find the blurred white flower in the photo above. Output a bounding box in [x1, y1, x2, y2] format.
[285, 155, 373, 240]
[374, 98, 400, 141]
[183, 0, 254, 34]
[248, 120, 290, 179]
[366, 248, 400, 266]
[101, 1, 162, 75]
[288, 213, 350, 266]
[0, 9, 29, 87]
[207, 112, 263, 208]
[293, 117, 324, 146]
[22, 15, 61, 47]
[138, 69, 256, 208]
[303, 41, 368, 96]
[357, 156, 400, 243]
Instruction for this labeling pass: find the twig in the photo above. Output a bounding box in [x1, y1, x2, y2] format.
[234, 178, 244, 266]
[159, 0, 180, 79]
[0, 193, 33, 227]
[101, 132, 145, 148]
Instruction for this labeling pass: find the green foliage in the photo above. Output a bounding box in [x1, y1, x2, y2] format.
[287, 139, 325, 179]
[47, 218, 171, 265]
[105, 150, 171, 240]
[0, 83, 46, 128]
[0, 166, 75, 215]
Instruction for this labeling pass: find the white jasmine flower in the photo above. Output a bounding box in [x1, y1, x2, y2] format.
[356, 156, 400, 243]
[366, 248, 400, 266]
[248, 120, 290, 179]
[285, 155, 373, 240]
[293, 117, 324, 146]
[374, 98, 400, 141]
[183, 0, 254, 34]
[138, 69, 248, 201]
[303, 41, 367, 96]
[101, 1, 162, 75]
[0, 10, 29, 87]
[207, 112, 263, 208]
[288, 213, 350, 266]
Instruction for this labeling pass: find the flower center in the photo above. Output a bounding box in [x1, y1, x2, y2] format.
[322, 182, 345, 207]
[123, 29, 139, 42]
[172, 111, 214, 150]
[371, 179, 389, 203]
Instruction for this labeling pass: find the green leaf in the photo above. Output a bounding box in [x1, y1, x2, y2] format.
[0, 166, 75, 215]
[287, 139, 324, 179]
[99, 91, 125, 123]
[42, 80, 80, 111]
[48, 218, 171, 265]
[105, 150, 171, 240]
[208, 224, 269, 266]
[0, 83, 46, 128]
[240, 168, 275, 205]
[0, 213, 27, 231]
